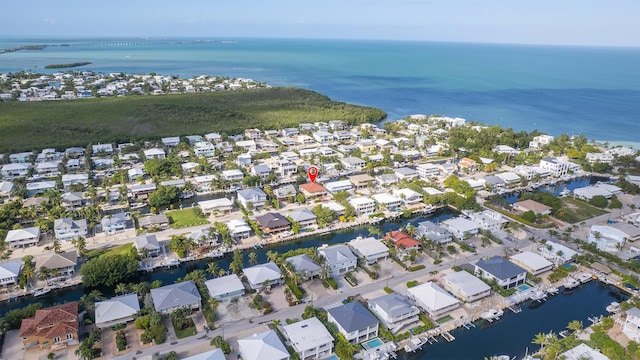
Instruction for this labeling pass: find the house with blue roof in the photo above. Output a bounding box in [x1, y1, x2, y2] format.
[474, 256, 526, 289]
[327, 301, 379, 344]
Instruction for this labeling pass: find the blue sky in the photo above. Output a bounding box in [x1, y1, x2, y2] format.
[2, 0, 639, 46]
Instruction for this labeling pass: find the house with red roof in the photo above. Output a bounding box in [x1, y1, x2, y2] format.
[299, 182, 327, 198]
[19, 302, 79, 350]
[386, 231, 422, 252]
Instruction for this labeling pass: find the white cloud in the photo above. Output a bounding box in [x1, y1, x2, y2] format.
[42, 18, 57, 25]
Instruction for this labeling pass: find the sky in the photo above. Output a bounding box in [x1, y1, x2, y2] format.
[2, 0, 639, 47]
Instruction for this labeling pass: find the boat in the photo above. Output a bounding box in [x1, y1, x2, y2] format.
[576, 272, 594, 284]
[481, 308, 504, 321]
[606, 301, 621, 313]
[530, 289, 548, 302]
[130, 202, 147, 209]
[32, 288, 52, 297]
[563, 277, 580, 290]
[559, 187, 571, 197]
[403, 337, 428, 353]
[545, 286, 559, 295]
[161, 258, 180, 267]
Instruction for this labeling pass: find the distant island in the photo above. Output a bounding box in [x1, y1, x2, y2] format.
[44, 61, 92, 69]
[0, 44, 47, 54]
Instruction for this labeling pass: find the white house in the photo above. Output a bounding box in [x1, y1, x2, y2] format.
[227, 219, 252, 240]
[221, 169, 244, 182]
[237, 330, 290, 360]
[622, 307, 640, 342]
[204, 274, 245, 302]
[368, 293, 420, 333]
[286, 254, 321, 280]
[529, 134, 554, 149]
[53, 218, 88, 241]
[95, 294, 141, 329]
[407, 282, 460, 317]
[349, 197, 376, 216]
[1, 163, 31, 179]
[588, 225, 627, 252]
[194, 142, 217, 157]
[318, 244, 358, 275]
[143, 148, 166, 159]
[237, 188, 268, 209]
[198, 198, 234, 216]
[340, 156, 366, 171]
[327, 301, 379, 344]
[348, 236, 389, 264]
[417, 163, 440, 179]
[509, 251, 553, 275]
[101, 213, 128, 235]
[394, 188, 423, 206]
[442, 217, 479, 240]
[539, 158, 569, 177]
[5, 226, 40, 249]
[474, 256, 526, 289]
[372, 192, 402, 210]
[161, 137, 180, 147]
[0, 260, 22, 286]
[559, 344, 611, 360]
[538, 241, 579, 264]
[442, 271, 491, 303]
[61, 173, 89, 190]
[465, 210, 507, 231]
[282, 317, 334, 360]
[323, 180, 353, 194]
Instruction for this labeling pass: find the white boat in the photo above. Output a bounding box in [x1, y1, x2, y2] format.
[545, 286, 559, 295]
[130, 202, 147, 209]
[161, 258, 180, 267]
[530, 289, 547, 302]
[606, 301, 621, 313]
[559, 187, 571, 197]
[576, 272, 593, 284]
[481, 308, 504, 321]
[563, 277, 580, 290]
[32, 288, 52, 297]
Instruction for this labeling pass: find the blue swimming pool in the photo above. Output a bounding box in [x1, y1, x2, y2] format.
[362, 337, 384, 350]
[517, 284, 531, 291]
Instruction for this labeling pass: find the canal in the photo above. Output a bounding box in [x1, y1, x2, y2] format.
[402, 281, 628, 359]
[0, 208, 457, 316]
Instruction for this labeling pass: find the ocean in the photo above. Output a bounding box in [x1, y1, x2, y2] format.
[1, 37, 639, 145]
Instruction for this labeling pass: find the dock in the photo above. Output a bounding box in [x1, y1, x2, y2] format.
[441, 331, 455, 342]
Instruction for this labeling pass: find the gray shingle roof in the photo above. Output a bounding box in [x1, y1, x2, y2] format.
[475, 256, 526, 280]
[150, 280, 202, 312]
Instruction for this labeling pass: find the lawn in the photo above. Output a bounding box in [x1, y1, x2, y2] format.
[172, 318, 197, 339]
[167, 208, 209, 229]
[0, 87, 386, 152]
[86, 243, 137, 261]
[560, 197, 608, 223]
[436, 315, 453, 324]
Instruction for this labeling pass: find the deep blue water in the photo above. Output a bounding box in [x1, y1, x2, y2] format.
[1, 38, 639, 145]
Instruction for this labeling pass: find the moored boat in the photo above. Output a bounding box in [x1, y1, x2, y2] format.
[606, 301, 621, 313]
[563, 277, 580, 290]
[481, 308, 504, 321]
[32, 288, 52, 297]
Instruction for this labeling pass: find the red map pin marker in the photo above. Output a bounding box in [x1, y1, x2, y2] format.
[307, 166, 319, 183]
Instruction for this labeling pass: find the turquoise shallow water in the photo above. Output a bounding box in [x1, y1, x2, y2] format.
[1, 37, 639, 144]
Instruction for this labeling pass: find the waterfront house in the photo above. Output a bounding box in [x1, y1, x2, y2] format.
[198, 198, 234, 216]
[348, 236, 389, 264]
[1, 163, 31, 179]
[586, 152, 614, 164]
[465, 210, 507, 231]
[243, 262, 283, 290]
[416, 221, 452, 244]
[474, 256, 526, 289]
[559, 344, 610, 360]
[134, 234, 162, 257]
[19, 302, 79, 350]
[221, 169, 244, 182]
[282, 317, 334, 360]
[237, 330, 290, 360]
[255, 212, 291, 234]
[442, 217, 479, 240]
[529, 134, 554, 149]
[95, 294, 140, 329]
[204, 274, 245, 301]
[53, 218, 87, 241]
[349, 174, 375, 189]
[61, 192, 85, 210]
[0, 260, 22, 286]
[251, 164, 272, 179]
[129, 183, 157, 199]
[5, 226, 40, 249]
[327, 301, 379, 344]
[26, 181, 56, 196]
[285, 209, 317, 229]
[588, 225, 627, 252]
[299, 182, 327, 198]
[538, 241, 579, 264]
[182, 349, 226, 360]
[227, 219, 252, 240]
[539, 158, 568, 177]
[394, 188, 423, 206]
[285, 254, 321, 280]
[137, 214, 169, 229]
[318, 244, 358, 275]
[349, 197, 376, 216]
[372, 192, 403, 210]
[368, 292, 420, 333]
[150, 280, 202, 314]
[407, 282, 460, 318]
[101, 213, 128, 235]
[442, 271, 491, 303]
[386, 231, 422, 253]
[143, 148, 166, 159]
[622, 307, 640, 341]
[513, 199, 552, 216]
[509, 251, 553, 275]
[237, 188, 268, 210]
[35, 251, 77, 276]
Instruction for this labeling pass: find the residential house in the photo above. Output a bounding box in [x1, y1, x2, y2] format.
[442, 271, 491, 303]
[349, 174, 375, 189]
[143, 148, 166, 159]
[237, 188, 268, 210]
[416, 221, 452, 244]
[194, 141, 217, 157]
[129, 183, 157, 199]
[0, 181, 14, 198]
[128, 168, 145, 181]
[588, 225, 627, 252]
[95, 294, 141, 329]
[372, 193, 402, 210]
[1, 163, 31, 179]
[442, 217, 480, 240]
[243, 262, 284, 290]
[198, 198, 234, 216]
[5, 226, 40, 249]
[138, 214, 169, 229]
[92, 143, 113, 154]
[26, 181, 56, 196]
[474, 256, 527, 289]
[328, 301, 379, 344]
[312, 130, 334, 144]
[394, 188, 423, 206]
[622, 307, 640, 342]
[586, 152, 614, 164]
[407, 282, 460, 317]
[251, 164, 272, 179]
[376, 174, 399, 186]
[276, 159, 298, 178]
[236, 140, 257, 152]
[150, 280, 202, 314]
[273, 184, 297, 201]
[559, 344, 610, 360]
[204, 132, 223, 143]
[299, 183, 327, 198]
[237, 330, 290, 360]
[348, 236, 389, 264]
[285, 209, 317, 229]
[318, 244, 358, 275]
[135, 234, 162, 257]
[509, 251, 554, 275]
[0, 260, 22, 286]
[182, 349, 226, 360]
[161, 137, 180, 147]
[61, 192, 85, 210]
[395, 167, 419, 180]
[286, 254, 321, 280]
[255, 212, 291, 234]
[513, 199, 552, 216]
[465, 210, 507, 231]
[539, 158, 569, 177]
[35, 161, 61, 178]
[386, 231, 421, 253]
[368, 293, 420, 332]
[53, 218, 88, 241]
[282, 316, 334, 360]
[221, 169, 244, 182]
[9, 151, 34, 163]
[101, 213, 128, 235]
[35, 251, 78, 276]
[227, 219, 252, 240]
[323, 180, 353, 194]
[538, 241, 579, 265]
[341, 156, 366, 171]
[529, 135, 554, 149]
[19, 302, 79, 350]
[204, 274, 245, 301]
[349, 197, 376, 216]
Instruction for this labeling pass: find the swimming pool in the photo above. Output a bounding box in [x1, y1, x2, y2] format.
[362, 337, 384, 350]
[517, 284, 531, 291]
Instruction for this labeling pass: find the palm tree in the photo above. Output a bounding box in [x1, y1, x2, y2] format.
[218, 268, 227, 277]
[208, 297, 219, 311]
[271, 319, 281, 330]
[52, 239, 62, 253]
[615, 242, 623, 253]
[248, 252, 258, 266]
[115, 283, 128, 295]
[567, 320, 583, 334]
[532, 332, 546, 352]
[371, 263, 381, 279]
[207, 262, 220, 277]
[37, 266, 50, 281]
